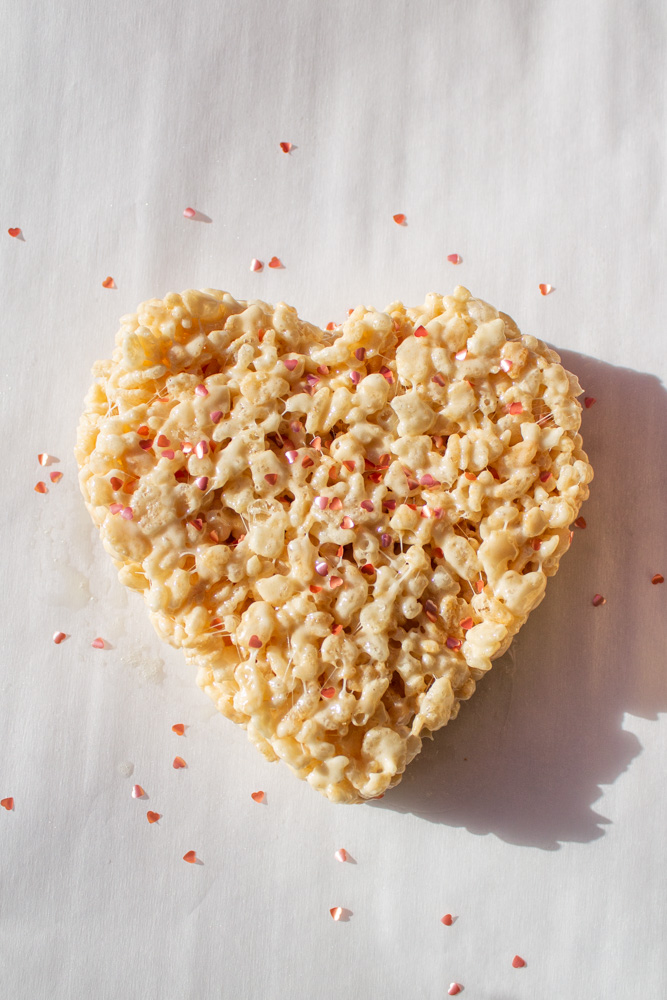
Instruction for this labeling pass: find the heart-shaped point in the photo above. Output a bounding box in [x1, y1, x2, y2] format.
[183, 850, 197, 863]
[1, 797, 13, 810]
[146, 810, 160, 823]
[76, 286, 593, 804]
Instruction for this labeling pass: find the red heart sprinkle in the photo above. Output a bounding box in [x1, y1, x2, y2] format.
[539, 283, 554, 295]
[183, 850, 197, 863]
[268, 256, 283, 268]
[584, 396, 596, 408]
[91, 637, 105, 649]
[173, 756, 187, 769]
[321, 687, 336, 699]
[34, 481, 48, 494]
[441, 913, 453, 925]
[250, 258, 263, 271]
[414, 325, 428, 337]
[279, 141, 293, 153]
[146, 811, 160, 823]
[8, 228, 21, 237]
[251, 790, 265, 803]
[447, 985, 461, 996]
[1, 797, 13, 810]
[183, 207, 196, 218]
[249, 635, 263, 649]
[102, 276, 115, 289]
[393, 213, 406, 225]
[652, 573, 664, 585]
[53, 631, 67, 644]
[172, 723, 185, 735]
[512, 955, 526, 968]
[447, 253, 462, 264]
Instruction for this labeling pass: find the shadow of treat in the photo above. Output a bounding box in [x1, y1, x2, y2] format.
[372, 351, 667, 850]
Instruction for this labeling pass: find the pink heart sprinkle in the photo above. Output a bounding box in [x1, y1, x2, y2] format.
[52, 631, 67, 644]
[448, 984, 461, 996]
[194, 476, 208, 490]
[250, 258, 263, 271]
[109, 503, 123, 514]
[441, 913, 453, 926]
[251, 790, 265, 803]
[455, 349, 467, 361]
[91, 637, 105, 649]
[360, 500, 374, 512]
[120, 506, 133, 520]
[283, 359, 298, 371]
[210, 410, 223, 423]
[131, 784, 145, 799]
[447, 253, 462, 265]
[393, 213, 406, 225]
[592, 593, 606, 606]
[500, 358, 513, 372]
[334, 848, 348, 863]
[194, 384, 209, 397]
[512, 955, 526, 968]
[249, 635, 263, 649]
[341, 516, 355, 530]
[183, 207, 196, 218]
[279, 142, 293, 153]
[321, 687, 336, 699]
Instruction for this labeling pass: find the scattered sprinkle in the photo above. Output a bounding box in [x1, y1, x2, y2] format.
[250, 258, 263, 271]
[455, 349, 467, 361]
[432, 373, 446, 386]
[38, 453, 52, 466]
[139, 439, 153, 451]
[381, 533, 392, 548]
[330, 907, 343, 921]
[315, 560, 329, 576]
[209, 530, 219, 542]
[448, 984, 462, 996]
[91, 637, 106, 649]
[194, 384, 209, 397]
[183, 207, 196, 218]
[512, 955, 526, 968]
[8, 228, 21, 238]
[447, 254, 462, 265]
[354, 348, 366, 361]
[360, 563, 375, 575]
[173, 756, 187, 769]
[265, 473, 278, 486]
[285, 450, 299, 465]
[584, 397, 596, 408]
[279, 141, 293, 153]
[592, 594, 606, 607]
[539, 470, 551, 482]
[131, 785, 145, 799]
[194, 440, 209, 460]
[1, 798, 13, 811]
[330, 576, 343, 590]
[460, 617, 474, 630]
[109, 502, 123, 514]
[172, 723, 185, 735]
[110, 476, 123, 490]
[652, 574, 664, 585]
[464, 472, 476, 482]
[330, 497, 343, 511]
[335, 848, 348, 862]
[183, 850, 197, 863]
[157, 434, 169, 447]
[414, 325, 428, 338]
[342, 460, 356, 472]
[210, 410, 223, 423]
[509, 401, 523, 415]
[441, 914, 453, 925]
[475, 579, 484, 593]
[500, 358, 513, 373]
[393, 214, 406, 225]
[574, 516, 587, 529]
[302, 456, 314, 468]
[350, 370, 361, 385]
[161, 449, 175, 459]
[539, 283, 554, 296]
[321, 687, 336, 699]
[283, 359, 298, 372]
[268, 256, 283, 269]
[146, 811, 160, 823]
[34, 481, 48, 494]
[380, 366, 394, 383]
[251, 790, 265, 803]
[120, 506, 133, 520]
[341, 516, 355, 530]
[360, 500, 374, 512]
[446, 636, 462, 650]
[310, 585, 323, 594]
[53, 631, 67, 644]
[194, 476, 209, 490]
[102, 276, 115, 289]
[314, 496, 329, 510]
[248, 635, 263, 649]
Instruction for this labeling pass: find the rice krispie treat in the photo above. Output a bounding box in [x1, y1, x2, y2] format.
[76, 286, 593, 802]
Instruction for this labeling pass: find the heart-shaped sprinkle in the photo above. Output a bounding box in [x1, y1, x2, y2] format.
[447, 984, 461, 996]
[34, 481, 48, 493]
[146, 811, 160, 823]
[251, 790, 265, 803]
[584, 396, 596, 408]
[592, 594, 606, 607]
[1, 797, 13, 810]
[283, 358, 298, 371]
[194, 476, 208, 490]
[8, 228, 21, 238]
[183, 207, 196, 218]
[91, 637, 105, 649]
[392, 214, 406, 225]
[102, 277, 115, 289]
[539, 283, 554, 295]
[264, 473, 278, 486]
[512, 955, 526, 968]
[183, 850, 197, 863]
[329, 906, 343, 921]
[414, 325, 428, 338]
[120, 506, 133, 520]
[131, 784, 145, 798]
[109, 476, 123, 490]
[447, 253, 462, 264]
[652, 574, 664, 585]
[194, 384, 208, 397]
[500, 358, 513, 372]
[321, 687, 336, 699]
[279, 141, 293, 153]
[172, 723, 185, 735]
[268, 257, 283, 269]
[250, 258, 263, 271]
[53, 631, 67, 644]
[441, 913, 453, 925]
[574, 516, 587, 528]
[38, 453, 51, 466]
[248, 635, 263, 649]
[173, 756, 186, 769]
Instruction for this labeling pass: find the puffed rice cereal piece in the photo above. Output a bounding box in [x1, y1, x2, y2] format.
[76, 286, 593, 803]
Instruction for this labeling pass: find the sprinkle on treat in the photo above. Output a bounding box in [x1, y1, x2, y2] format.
[251, 790, 265, 803]
[75, 286, 593, 804]
[574, 516, 587, 529]
[393, 213, 406, 225]
[172, 756, 187, 769]
[447, 253, 462, 264]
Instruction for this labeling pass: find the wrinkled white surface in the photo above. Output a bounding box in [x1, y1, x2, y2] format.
[1, 1, 666, 997]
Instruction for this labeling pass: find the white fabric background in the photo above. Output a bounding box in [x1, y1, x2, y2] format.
[1, 1, 666, 997]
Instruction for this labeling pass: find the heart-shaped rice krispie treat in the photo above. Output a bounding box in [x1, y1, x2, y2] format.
[76, 286, 593, 802]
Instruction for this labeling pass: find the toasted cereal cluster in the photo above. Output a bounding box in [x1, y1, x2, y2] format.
[76, 286, 593, 802]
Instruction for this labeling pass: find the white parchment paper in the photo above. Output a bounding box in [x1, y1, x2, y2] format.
[1, 1, 666, 997]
